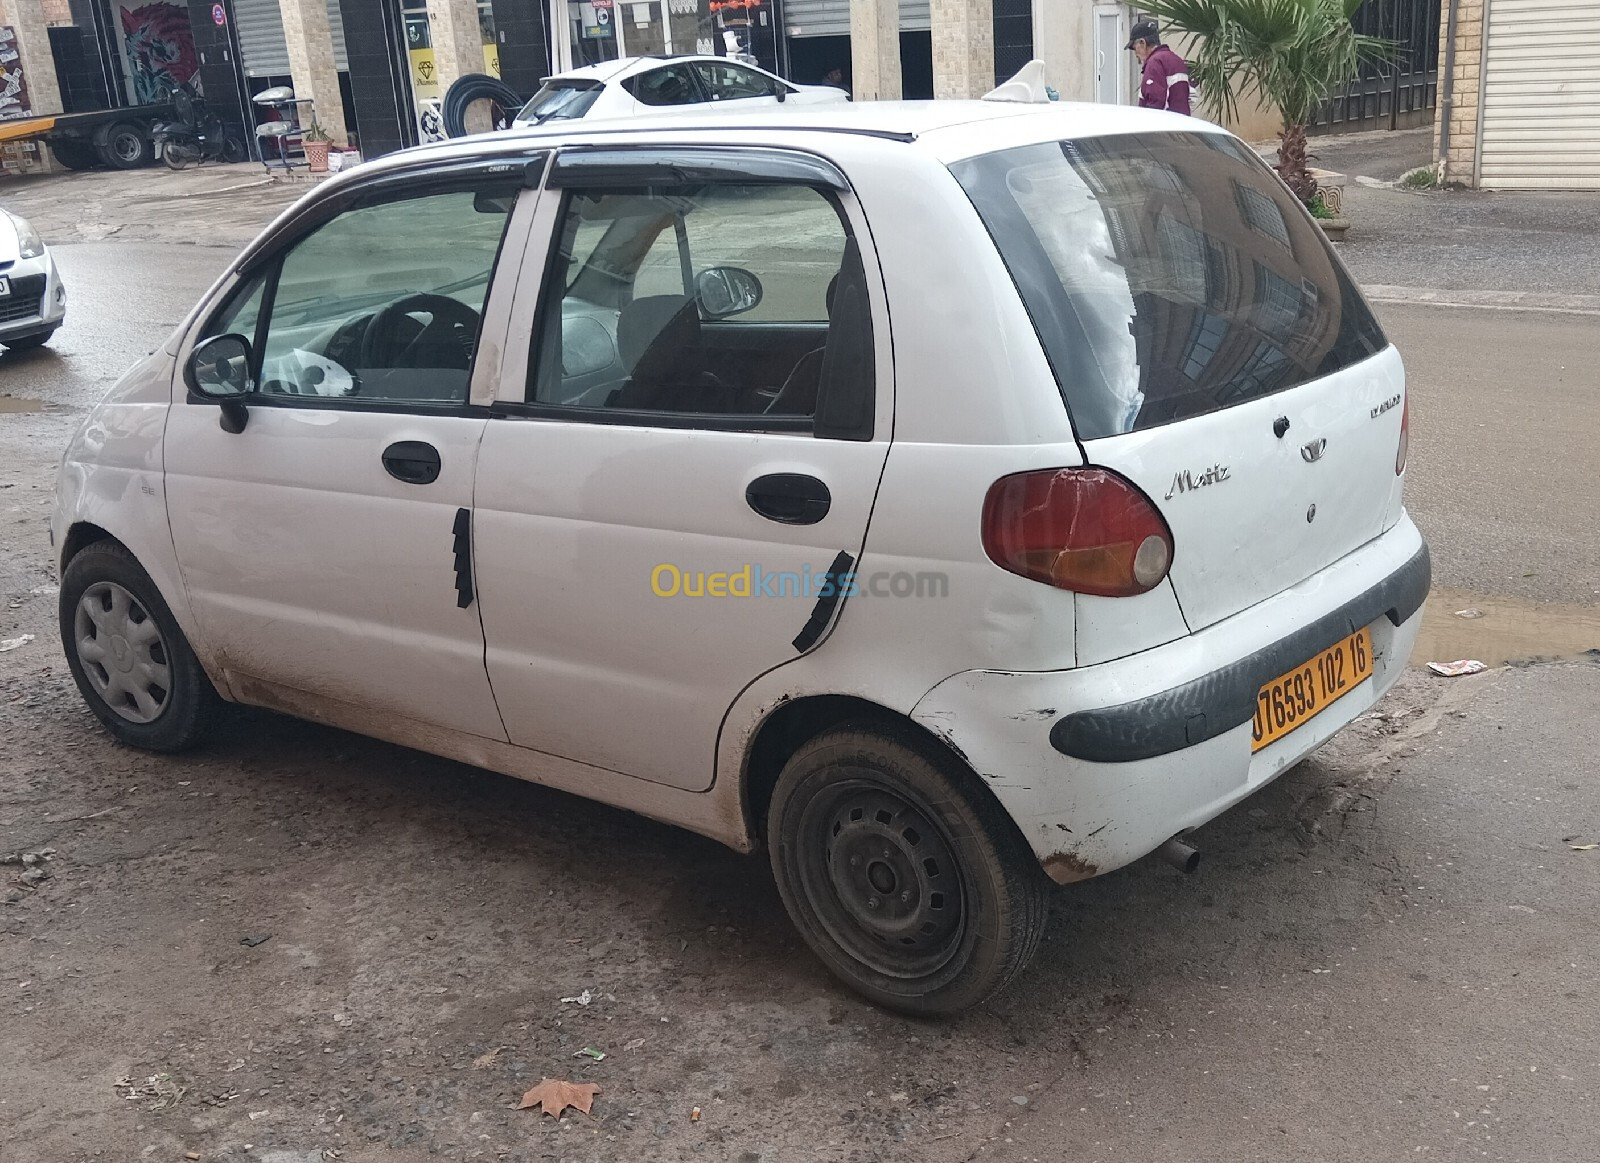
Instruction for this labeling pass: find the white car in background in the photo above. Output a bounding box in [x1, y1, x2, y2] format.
[514, 55, 848, 124]
[0, 210, 66, 350]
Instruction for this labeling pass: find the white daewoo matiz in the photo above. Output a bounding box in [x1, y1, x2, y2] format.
[52, 102, 1426, 1013]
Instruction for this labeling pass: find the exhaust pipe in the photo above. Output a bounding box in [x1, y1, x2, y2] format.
[1157, 836, 1200, 874]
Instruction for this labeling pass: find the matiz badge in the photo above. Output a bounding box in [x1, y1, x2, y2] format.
[1165, 464, 1231, 500]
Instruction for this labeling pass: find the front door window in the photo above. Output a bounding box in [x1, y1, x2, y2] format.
[228, 184, 518, 406]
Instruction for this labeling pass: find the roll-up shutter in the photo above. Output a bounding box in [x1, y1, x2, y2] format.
[1478, 0, 1600, 190]
[234, 0, 351, 78]
[782, 0, 931, 38]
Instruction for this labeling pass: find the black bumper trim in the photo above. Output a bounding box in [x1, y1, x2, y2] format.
[1050, 543, 1431, 764]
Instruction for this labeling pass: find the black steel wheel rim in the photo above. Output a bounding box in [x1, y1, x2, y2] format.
[795, 776, 966, 979]
[112, 130, 143, 162]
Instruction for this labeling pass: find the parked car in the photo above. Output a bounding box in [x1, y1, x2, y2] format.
[513, 55, 848, 124]
[0, 210, 66, 350]
[52, 101, 1425, 1014]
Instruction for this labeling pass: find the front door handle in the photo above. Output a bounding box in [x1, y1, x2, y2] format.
[746, 473, 831, 525]
[382, 440, 441, 485]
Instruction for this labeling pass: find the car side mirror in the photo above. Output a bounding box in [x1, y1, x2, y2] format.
[185, 333, 255, 433]
[695, 266, 763, 320]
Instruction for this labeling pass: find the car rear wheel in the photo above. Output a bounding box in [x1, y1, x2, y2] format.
[768, 724, 1048, 1015]
[59, 540, 222, 752]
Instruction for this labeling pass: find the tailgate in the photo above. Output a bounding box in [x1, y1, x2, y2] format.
[949, 127, 1402, 631]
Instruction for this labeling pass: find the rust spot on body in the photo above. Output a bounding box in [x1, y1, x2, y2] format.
[1042, 852, 1099, 884]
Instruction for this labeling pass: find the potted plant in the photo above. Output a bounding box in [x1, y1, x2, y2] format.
[1139, 0, 1392, 237]
[302, 115, 333, 173]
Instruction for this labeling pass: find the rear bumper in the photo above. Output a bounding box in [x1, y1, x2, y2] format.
[910, 515, 1429, 883]
[1052, 542, 1429, 762]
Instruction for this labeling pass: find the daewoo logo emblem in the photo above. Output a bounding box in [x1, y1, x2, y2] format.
[1300, 438, 1328, 464]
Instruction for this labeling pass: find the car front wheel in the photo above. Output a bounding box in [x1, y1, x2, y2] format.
[59, 540, 221, 752]
[768, 724, 1048, 1015]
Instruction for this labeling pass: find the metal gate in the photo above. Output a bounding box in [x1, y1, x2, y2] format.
[1315, 0, 1441, 132]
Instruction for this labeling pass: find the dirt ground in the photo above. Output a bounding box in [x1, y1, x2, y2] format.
[5, 156, 1600, 1163]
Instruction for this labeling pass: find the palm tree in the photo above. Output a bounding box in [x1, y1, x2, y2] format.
[1137, 0, 1394, 205]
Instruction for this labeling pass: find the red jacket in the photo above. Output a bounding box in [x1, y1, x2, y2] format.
[1139, 45, 1192, 115]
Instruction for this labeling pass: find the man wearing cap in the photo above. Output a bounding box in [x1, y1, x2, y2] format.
[1128, 18, 1191, 116]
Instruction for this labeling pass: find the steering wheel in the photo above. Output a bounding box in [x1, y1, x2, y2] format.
[359, 293, 481, 374]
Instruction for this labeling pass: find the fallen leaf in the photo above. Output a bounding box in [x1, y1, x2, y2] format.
[622, 1038, 646, 1052]
[473, 1045, 508, 1069]
[1570, 844, 1599, 852]
[518, 1078, 601, 1118]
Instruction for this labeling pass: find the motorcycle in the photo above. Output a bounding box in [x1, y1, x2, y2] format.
[154, 85, 247, 170]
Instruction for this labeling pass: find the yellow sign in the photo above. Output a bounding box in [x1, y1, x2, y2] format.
[409, 43, 501, 101]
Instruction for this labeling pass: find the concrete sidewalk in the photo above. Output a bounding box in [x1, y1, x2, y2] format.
[1267, 125, 1600, 297]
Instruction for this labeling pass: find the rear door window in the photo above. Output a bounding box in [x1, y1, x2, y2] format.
[950, 132, 1387, 440]
[624, 65, 704, 107]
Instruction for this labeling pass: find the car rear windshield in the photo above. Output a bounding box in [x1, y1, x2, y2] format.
[515, 81, 602, 124]
[950, 132, 1387, 440]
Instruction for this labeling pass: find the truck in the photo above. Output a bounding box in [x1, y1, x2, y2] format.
[0, 102, 175, 170]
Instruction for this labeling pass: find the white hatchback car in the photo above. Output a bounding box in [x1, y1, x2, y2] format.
[52, 102, 1426, 1013]
[512, 55, 847, 125]
[0, 209, 67, 350]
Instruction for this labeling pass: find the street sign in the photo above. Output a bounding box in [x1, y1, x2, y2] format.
[212, 3, 227, 26]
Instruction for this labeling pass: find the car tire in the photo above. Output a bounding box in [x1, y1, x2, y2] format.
[95, 121, 153, 170]
[768, 723, 1048, 1015]
[3, 329, 56, 350]
[59, 540, 222, 752]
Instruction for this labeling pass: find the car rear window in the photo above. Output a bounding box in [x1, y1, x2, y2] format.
[950, 132, 1387, 440]
[515, 81, 602, 124]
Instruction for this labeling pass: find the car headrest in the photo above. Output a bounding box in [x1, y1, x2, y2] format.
[617, 295, 700, 376]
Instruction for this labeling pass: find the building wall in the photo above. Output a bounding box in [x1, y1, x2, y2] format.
[1439, 0, 1484, 184]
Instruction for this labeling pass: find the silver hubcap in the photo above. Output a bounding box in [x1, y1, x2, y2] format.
[74, 582, 171, 724]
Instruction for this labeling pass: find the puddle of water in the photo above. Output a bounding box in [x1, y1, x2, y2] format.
[0, 396, 45, 414]
[1414, 587, 1600, 668]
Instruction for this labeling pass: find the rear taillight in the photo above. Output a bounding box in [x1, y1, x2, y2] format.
[1396, 395, 1410, 475]
[981, 468, 1174, 597]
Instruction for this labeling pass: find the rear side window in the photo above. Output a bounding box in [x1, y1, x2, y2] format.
[624, 65, 703, 107]
[950, 132, 1387, 440]
[515, 82, 602, 124]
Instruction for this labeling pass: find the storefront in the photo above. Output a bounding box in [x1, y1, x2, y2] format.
[549, 1, 780, 78]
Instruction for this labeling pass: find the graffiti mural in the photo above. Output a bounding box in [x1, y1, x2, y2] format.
[119, 2, 200, 104]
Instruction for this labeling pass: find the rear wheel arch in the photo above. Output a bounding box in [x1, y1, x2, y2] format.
[741, 694, 1024, 850]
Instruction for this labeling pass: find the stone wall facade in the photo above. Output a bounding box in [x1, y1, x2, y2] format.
[1440, 0, 1485, 185]
[281, 0, 349, 146]
[931, 0, 993, 100]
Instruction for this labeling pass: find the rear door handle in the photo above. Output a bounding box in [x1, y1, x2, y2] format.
[746, 473, 831, 525]
[382, 440, 441, 485]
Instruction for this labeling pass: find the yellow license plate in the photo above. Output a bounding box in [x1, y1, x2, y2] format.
[1251, 627, 1374, 752]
